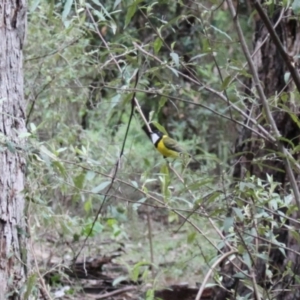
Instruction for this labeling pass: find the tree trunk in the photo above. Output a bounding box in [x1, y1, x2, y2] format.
[215, 6, 300, 300]
[0, 0, 28, 298]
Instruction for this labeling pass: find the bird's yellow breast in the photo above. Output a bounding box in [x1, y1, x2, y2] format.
[156, 137, 180, 158]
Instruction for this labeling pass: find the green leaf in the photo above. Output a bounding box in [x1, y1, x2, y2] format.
[206, 191, 222, 204]
[187, 231, 196, 244]
[84, 199, 92, 213]
[153, 37, 163, 54]
[110, 20, 117, 35]
[107, 218, 117, 226]
[81, 221, 103, 237]
[91, 181, 111, 193]
[187, 179, 214, 190]
[113, 0, 122, 9]
[30, 0, 41, 12]
[40, 145, 57, 161]
[29, 122, 37, 132]
[48, 0, 54, 18]
[189, 53, 209, 61]
[169, 67, 179, 77]
[86, 171, 96, 181]
[151, 122, 168, 135]
[93, 222, 103, 235]
[291, 230, 300, 244]
[233, 272, 247, 279]
[158, 96, 167, 112]
[132, 197, 147, 210]
[146, 289, 155, 300]
[131, 180, 139, 188]
[125, 3, 137, 28]
[91, 0, 111, 16]
[223, 216, 234, 232]
[73, 233, 80, 242]
[160, 163, 169, 176]
[121, 92, 134, 106]
[210, 25, 232, 40]
[221, 75, 232, 90]
[171, 41, 176, 50]
[73, 172, 86, 189]
[160, 163, 170, 201]
[52, 161, 66, 177]
[111, 94, 121, 108]
[113, 275, 128, 286]
[232, 207, 244, 221]
[56, 147, 68, 154]
[148, 110, 155, 122]
[170, 52, 179, 68]
[289, 111, 300, 129]
[132, 263, 140, 282]
[292, 0, 300, 14]
[62, 0, 73, 21]
[19, 132, 32, 138]
[242, 252, 251, 268]
[168, 211, 179, 223]
[131, 262, 150, 282]
[24, 274, 37, 300]
[284, 71, 291, 83]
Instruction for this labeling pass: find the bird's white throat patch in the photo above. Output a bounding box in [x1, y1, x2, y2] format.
[150, 132, 160, 144]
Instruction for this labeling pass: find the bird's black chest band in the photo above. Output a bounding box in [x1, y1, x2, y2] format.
[154, 137, 162, 148]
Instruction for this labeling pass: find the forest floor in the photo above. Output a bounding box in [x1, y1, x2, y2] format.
[32, 206, 216, 299]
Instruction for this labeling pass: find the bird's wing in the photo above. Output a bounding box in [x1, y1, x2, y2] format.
[163, 137, 184, 153]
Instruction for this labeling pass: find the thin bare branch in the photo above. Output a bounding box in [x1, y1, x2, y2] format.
[195, 249, 238, 300]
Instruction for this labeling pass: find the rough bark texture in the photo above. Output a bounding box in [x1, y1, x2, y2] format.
[0, 0, 28, 298]
[215, 7, 300, 300]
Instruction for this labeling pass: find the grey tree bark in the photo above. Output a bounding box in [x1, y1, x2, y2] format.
[0, 0, 28, 298]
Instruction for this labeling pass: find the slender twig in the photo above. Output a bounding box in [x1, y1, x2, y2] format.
[133, 97, 152, 132]
[25, 36, 82, 62]
[94, 286, 137, 299]
[199, 15, 233, 121]
[73, 76, 139, 263]
[28, 206, 54, 300]
[233, 226, 262, 299]
[146, 206, 154, 278]
[101, 85, 274, 143]
[168, 163, 236, 254]
[98, 50, 136, 71]
[250, 268, 262, 300]
[133, 42, 227, 101]
[86, 7, 122, 74]
[72, 7, 140, 262]
[138, 8, 209, 97]
[195, 249, 238, 300]
[226, 0, 300, 211]
[86, 6, 152, 135]
[27, 77, 56, 125]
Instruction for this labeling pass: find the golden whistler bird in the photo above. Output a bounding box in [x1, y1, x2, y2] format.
[150, 129, 184, 159]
